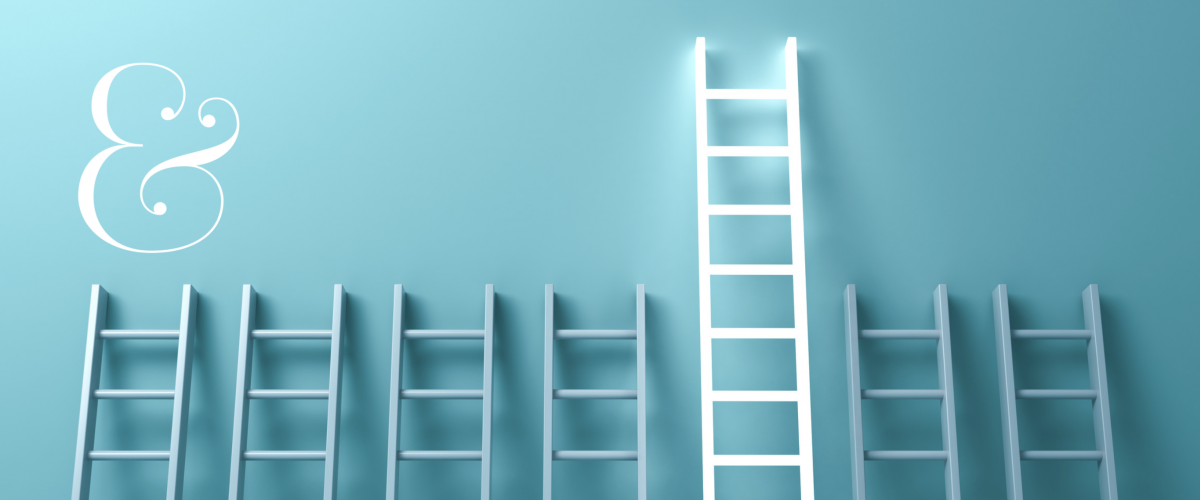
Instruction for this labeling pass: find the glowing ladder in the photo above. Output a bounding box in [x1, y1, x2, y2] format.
[229, 285, 346, 500]
[844, 285, 961, 500]
[72, 284, 198, 500]
[543, 285, 646, 500]
[993, 284, 1118, 500]
[386, 285, 496, 500]
[694, 37, 813, 500]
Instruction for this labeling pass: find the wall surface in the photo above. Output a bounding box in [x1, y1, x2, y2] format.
[2, 1, 1198, 499]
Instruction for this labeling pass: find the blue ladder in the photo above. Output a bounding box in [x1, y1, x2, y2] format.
[993, 284, 1118, 500]
[71, 284, 198, 500]
[543, 285, 646, 500]
[844, 284, 961, 500]
[228, 285, 346, 500]
[385, 284, 496, 500]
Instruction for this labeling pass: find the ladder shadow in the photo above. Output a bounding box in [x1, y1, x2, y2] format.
[333, 290, 374, 496]
[1093, 294, 1153, 495]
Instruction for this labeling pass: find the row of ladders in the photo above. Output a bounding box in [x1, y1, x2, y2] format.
[844, 284, 962, 500]
[993, 284, 1118, 499]
[694, 37, 814, 500]
[386, 285, 496, 500]
[229, 285, 346, 500]
[72, 285, 198, 500]
[543, 285, 646, 500]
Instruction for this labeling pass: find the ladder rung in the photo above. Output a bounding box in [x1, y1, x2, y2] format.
[94, 389, 175, 399]
[553, 450, 638, 461]
[403, 329, 485, 339]
[705, 88, 789, 100]
[710, 454, 803, 466]
[710, 390, 800, 402]
[88, 450, 170, 461]
[861, 389, 944, 400]
[398, 450, 483, 461]
[554, 389, 637, 399]
[99, 330, 179, 339]
[1020, 450, 1103, 461]
[706, 328, 798, 339]
[707, 264, 795, 275]
[860, 329, 940, 340]
[1012, 329, 1091, 340]
[706, 204, 793, 216]
[1016, 389, 1097, 400]
[555, 329, 637, 339]
[247, 389, 329, 399]
[401, 389, 484, 399]
[251, 330, 332, 340]
[243, 450, 326, 460]
[706, 146, 791, 157]
[865, 450, 948, 461]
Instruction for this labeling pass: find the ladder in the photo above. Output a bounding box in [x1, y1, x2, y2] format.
[992, 284, 1118, 500]
[72, 284, 198, 500]
[386, 284, 496, 500]
[694, 37, 813, 500]
[229, 284, 346, 500]
[844, 284, 961, 500]
[543, 284, 646, 500]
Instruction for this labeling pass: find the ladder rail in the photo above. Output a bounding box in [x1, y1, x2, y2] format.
[696, 36, 812, 500]
[71, 285, 107, 500]
[167, 285, 198, 499]
[934, 285, 962, 500]
[636, 285, 647, 500]
[384, 285, 405, 500]
[542, 285, 554, 500]
[844, 286, 866, 500]
[324, 285, 346, 500]
[694, 38, 716, 500]
[992, 285, 1023, 500]
[783, 39, 816, 500]
[1085, 285, 1119, 498]
[228, 285, 256, 500]
[481, 285, 496, 500]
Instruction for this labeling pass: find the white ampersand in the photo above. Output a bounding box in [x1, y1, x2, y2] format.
[78, 63, 239, 253]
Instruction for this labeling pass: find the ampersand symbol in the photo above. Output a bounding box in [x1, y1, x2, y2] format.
[78, 63, 239, 253]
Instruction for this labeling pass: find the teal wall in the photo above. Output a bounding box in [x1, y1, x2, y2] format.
[1, 1, 1197, 498]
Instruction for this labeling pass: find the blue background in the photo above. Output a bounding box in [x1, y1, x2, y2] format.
[1, 1, 1197, 498]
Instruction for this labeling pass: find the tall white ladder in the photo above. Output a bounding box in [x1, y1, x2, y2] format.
[229, 285, 346, 500]
[844, 285, 961, 500]
[72, 284, 198, 500]
[993, 284, 1118, 500]
[694, 37, 813, 499]
[386, 284, 496, 500]
[543, 284, 647, 500]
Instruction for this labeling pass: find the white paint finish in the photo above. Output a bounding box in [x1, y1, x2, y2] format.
[79, 64, 239, 253]
[696, 37, 814, 500]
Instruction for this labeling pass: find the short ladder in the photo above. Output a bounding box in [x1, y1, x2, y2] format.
[695, 37, 813, 500]
[72, 284, 198, 500]
[993, 284, 1118, 500]
[844, 284, 961, 500]
[229, 285, 346, 500]
[543, 284, 646, 500]
[386, 284, 496, 500]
